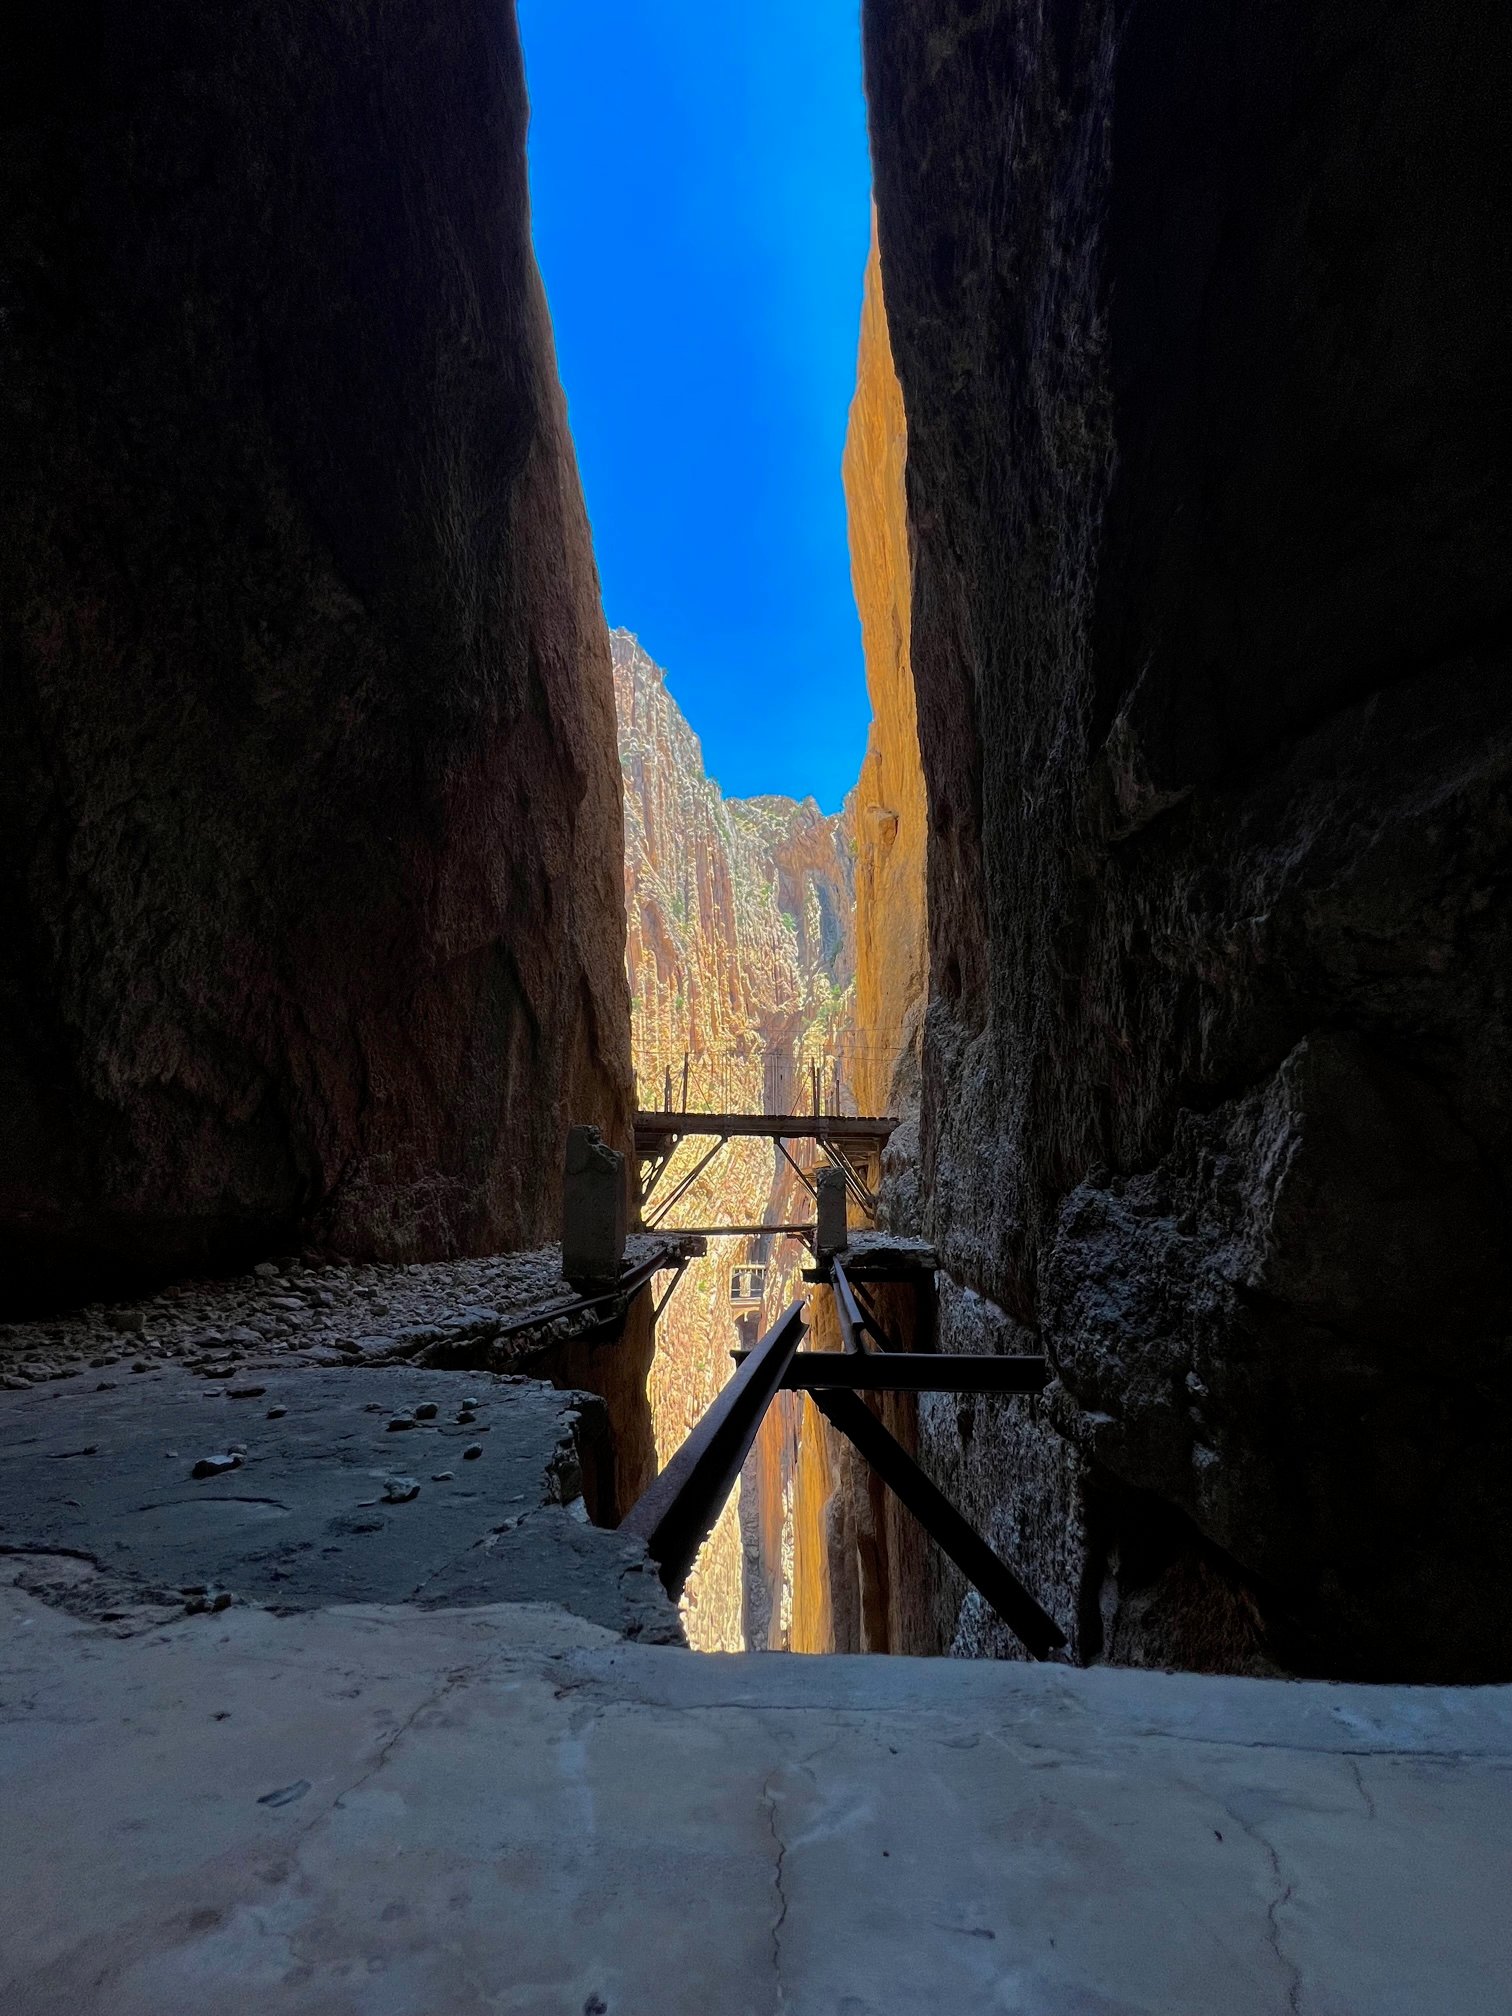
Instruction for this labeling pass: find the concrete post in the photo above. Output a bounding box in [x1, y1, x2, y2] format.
[562, 1124, 627, 1293]
[815, 1166, 849, 1268]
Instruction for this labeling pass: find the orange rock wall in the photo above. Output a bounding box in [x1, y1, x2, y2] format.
[844, 223, 929, 1127]
[614, 631, 854, 1649]
[753, 214, 941, 1662]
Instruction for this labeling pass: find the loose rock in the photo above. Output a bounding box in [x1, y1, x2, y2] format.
[190, 1454, 242, 1479]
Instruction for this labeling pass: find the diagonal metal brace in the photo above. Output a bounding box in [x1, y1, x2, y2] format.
[775, 1136, 818, 1199]
[809, 1387, 1067, 1660]
[651, 1261, 689, 1325]
[646, 1135, 729, 1229]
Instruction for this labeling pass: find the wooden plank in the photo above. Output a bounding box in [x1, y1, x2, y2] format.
[620, 1300, 807, 1598]
[809, 1388, 1067, 1659]
[732, 1351, 1048, 1394]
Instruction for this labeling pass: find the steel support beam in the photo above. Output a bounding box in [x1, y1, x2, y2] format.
[775, 1137, 818, 1199]
[851, 1278, 903, 1354]
[645, 1135, 729, 1230]
[822, 1139, 878, 1216]
[732, 1351, 1048, 1395]
[809, 1388, 1066, 1660]
[830, 1256, 869, 1356]
[620, 1300, 807, 1599]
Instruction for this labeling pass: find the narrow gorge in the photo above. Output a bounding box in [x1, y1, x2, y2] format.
[614, 631, 856, 1648]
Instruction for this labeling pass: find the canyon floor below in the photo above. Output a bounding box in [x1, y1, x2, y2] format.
[2, 1354, 1512, 2016]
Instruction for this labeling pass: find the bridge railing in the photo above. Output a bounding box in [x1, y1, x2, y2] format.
[634, 1028, 900, 1118]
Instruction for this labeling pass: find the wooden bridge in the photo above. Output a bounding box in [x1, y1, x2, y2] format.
[634, 1108, 896, 1229]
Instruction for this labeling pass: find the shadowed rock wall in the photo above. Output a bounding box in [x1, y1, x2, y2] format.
[0, 2, 632, 1311]
[864, 0, 1512, 1678]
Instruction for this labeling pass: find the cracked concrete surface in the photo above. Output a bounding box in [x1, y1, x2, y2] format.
[0, 1369, 681, 1642]
[2, 1568, 1508, 2015]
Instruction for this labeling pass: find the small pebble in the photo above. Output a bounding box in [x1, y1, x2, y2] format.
[413, 1401, 438, 1421]
[229, 1384, 266, 1399]
[382, 1476, 420, 1504]
[253, 1261, 278, 1280]
[457, 1410, 477, 1426]
[387, 1415, 416, 1432]
[462, 1443, 483, 1461]
[461, 1396, 480, 1409]
[266, 1405, 287, 1420]
[431, 1470, 455, 1483]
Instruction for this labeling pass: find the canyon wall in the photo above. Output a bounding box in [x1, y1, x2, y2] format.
[0, 2, 631, 1313]
[844, 222, 930, 1199]
[863, 0, 1512, 1678]
[614, 630, 854, 1648]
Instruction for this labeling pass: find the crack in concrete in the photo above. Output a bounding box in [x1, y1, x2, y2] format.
[286, 1661, 481, 1853]
[761, 1768, 791, 2012]
[1220, 1797, 1305, 2015]
[1347, 1756, 1377, 1823]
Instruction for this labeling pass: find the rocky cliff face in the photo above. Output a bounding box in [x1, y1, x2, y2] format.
[614, 631, 855, 1648]
[844, 221, 929, 1196]
[0, 2, 631, 1312]
[863, 0, 1512, 1678]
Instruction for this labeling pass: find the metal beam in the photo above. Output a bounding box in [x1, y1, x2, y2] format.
[809, 1388, 1066, 1659]
[822, 1139, 878, 1216]
[645, 1135, 729, 1230]
[834, 1257, 907, 1354]
[637, 1145, 677, 1213]
[775, 1137, 818, 1200]
[830, 1256, 869, 1356]
[732, 1351, 1048, 1394]
[635, 1111, 896, 1148]
[654, 1223, 815, 1240]
[651, 1262, 689, 1325]
[620, 1301, 807, 1599]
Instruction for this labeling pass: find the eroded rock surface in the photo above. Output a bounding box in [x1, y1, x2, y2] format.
[0, 1, 631, 1311]
[864, 0, 1512, 1677]
[845, 219, 929, 1175]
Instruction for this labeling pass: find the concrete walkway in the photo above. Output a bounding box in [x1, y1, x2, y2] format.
[2, 1565, 1508, 2015]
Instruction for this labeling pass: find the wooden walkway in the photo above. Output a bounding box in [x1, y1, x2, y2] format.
[634, 1110, 896, 1151]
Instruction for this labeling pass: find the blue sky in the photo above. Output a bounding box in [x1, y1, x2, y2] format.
[517, 1, 872, 812]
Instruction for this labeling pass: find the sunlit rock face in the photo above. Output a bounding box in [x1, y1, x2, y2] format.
[614, 631, 854, 1648]
[0, 2, 631, 1312]
[844, 221, 929, 1199]
[864, 0, 1512, 1678]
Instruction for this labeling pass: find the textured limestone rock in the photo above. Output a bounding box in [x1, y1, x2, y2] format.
[844, 220, 929, 1165]
[864, 0, 1512, 1677]
[614, 631, 854, 1647]
[0, 1, 631, 1312]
